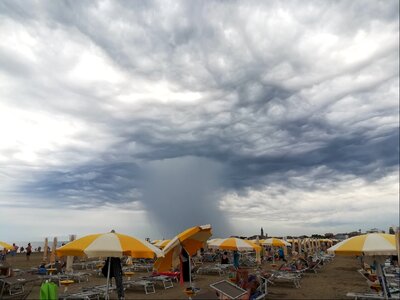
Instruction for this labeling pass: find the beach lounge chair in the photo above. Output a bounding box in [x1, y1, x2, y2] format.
[123, 279, 156, 294]
[72, 262, 86, 270]
[277, 263, 308, 276]
[306, 259, 322, 273]
[152, 271, 180, 282]
[269, 271, 301, 288]
[346, 292, 388, 299]
[0, 274, 42, 296]
[197, 265, 225, 276]
[203, 252, 220, 263]
[140, 274, 173, 289]
[240, 254, 257, 267]
[192, 256, 203, 266]
[131, 263, 153, 272]
[81, 284, 116, 299]
[210, 280, 248, 299]
[65, 272, 90, 283]
[59, 290, 101, 300]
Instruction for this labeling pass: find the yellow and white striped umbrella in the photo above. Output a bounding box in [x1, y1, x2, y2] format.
[0, 241, 13, 251]
[153, 239, 171, 249]
[207, 238, 261, 252]
[319, 238, 333, 243]
[56, 231, 164, 258]
[261, 238, 291, 247]
[327, 233, 396, 256]
[154, 224, 212, 272]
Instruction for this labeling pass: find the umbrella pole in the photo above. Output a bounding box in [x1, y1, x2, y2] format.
[105, 257, 111, 300]
[374, 257, 390, 300]
[187, 249, 192, 287]
[378, 263, 390, 299]
[272, 247, 275, 264]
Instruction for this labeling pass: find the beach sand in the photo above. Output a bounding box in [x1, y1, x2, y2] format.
[5, 252, 368, 299]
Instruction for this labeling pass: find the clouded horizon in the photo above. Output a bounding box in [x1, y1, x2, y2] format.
[0, 0, 399, 241]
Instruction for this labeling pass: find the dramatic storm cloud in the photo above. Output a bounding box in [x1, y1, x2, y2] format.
[0, 0, 398, 241]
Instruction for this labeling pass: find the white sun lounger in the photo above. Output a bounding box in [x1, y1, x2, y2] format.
[269, 272, 301, 288]
[60, 290, 101, 300]
[210, 280, 248, 299]
[140, 275, 173, 289]
[123, 279, 156, 294]
[197, 265, 225, 276]
[130, 264, 153, 272]
[347, 290, 400, 299]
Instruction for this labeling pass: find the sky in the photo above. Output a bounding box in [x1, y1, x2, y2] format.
[0, 0, 399, 242]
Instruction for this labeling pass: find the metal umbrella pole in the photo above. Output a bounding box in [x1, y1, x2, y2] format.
[375, 257, 390, 300]
[105, 257, 111, 300]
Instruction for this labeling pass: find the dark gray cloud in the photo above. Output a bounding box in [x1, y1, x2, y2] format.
[0, 0, 398, 237]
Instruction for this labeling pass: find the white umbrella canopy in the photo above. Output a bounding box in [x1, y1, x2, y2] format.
[262, 238, 291, 247]
[57, 231, 164, 258]
[57, 231, 164, 300]
[207, 238, 261, 252]
[327, 233, 396, 256]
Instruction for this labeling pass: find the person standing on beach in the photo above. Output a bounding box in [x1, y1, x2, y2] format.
[26, 243, 32, 261]
[233, 250, 240, 269]
[103, 257, 124, 300]
[10, 243, 18, 261]
[0, 248, 6, 262]
[278, 247, 287, 262]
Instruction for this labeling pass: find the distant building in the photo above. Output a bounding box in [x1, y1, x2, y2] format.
[366, 228, 385, 233]
[334, 233, 348, 240]
[231, 235, 247, 239]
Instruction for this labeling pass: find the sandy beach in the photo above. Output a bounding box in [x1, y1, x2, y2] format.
[2, 251, 371, 299]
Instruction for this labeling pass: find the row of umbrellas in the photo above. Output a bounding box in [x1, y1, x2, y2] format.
[2, 232, 398, 258]
[1, 229, 398, 299]
[151, 237, 289, 250]
[151, 237, 338, 250]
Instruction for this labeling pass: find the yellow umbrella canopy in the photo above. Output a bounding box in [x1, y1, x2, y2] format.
[207, 238, 261, 251]
[153, 240, 171, 249]
[327, 233, 396, 256]
[0, 241, 13, 251]
[319, 238, 333, 243]
[262, 238, 291, 247]
[56, 231, 164, 258]
[154, 224, 212, 272]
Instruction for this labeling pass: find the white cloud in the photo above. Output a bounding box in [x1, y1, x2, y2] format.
[222, 169, 399, 236]
[0, 0, 398, 240]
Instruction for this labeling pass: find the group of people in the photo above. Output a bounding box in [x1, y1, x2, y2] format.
[1, 243, 32, 261]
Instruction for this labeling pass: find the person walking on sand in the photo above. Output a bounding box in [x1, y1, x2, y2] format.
[26, 243, 32, 261]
